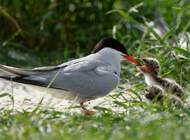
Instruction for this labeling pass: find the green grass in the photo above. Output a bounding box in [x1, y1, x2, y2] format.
[0, 0, 190, 140]
[0, 102, 190, 140]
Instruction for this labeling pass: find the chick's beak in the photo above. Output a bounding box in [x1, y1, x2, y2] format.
[140, 65, 152, 73]
[123, 54, 140, 65]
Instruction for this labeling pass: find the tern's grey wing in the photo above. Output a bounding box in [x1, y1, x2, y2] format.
[48, 54, 119, 97]
[0, 53, 119, 98]
[0, 54, 107, 87]
[17, 56, 104, 87]
[32, 54, 103, 74]
[10, 56, 118, 97]
[0, 54, 93, 80]
[50, 69, 119, 98]
[0, 56, 88, 78]
[32, 58, 85, 72]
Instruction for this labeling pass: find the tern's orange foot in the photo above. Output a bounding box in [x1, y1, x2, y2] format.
[81, 109, 96, 115]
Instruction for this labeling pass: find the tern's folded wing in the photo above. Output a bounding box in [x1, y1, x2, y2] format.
[0, 55, 92, 77]
[0, 54, 107, 89]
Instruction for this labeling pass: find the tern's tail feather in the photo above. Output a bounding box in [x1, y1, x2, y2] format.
[0, 64, 49, 87]
[0, 64, 61, 87]
[0, 64, 36, 77]
[0, 63, 61, 78]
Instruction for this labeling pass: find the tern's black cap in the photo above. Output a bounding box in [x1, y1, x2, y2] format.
[91, 37, 128, 55]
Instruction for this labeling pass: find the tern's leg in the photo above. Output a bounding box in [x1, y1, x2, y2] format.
[80, 101, 96, 115]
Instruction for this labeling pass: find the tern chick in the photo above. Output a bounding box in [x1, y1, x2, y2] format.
[137, 57, 185, 102]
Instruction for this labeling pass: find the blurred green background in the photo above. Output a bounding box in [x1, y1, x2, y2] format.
[0, 0, 190, 86]
[0, 0, 119, 66]
[0, 0, 189, 61]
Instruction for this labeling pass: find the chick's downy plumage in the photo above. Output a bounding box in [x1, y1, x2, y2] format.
[138, 57, 185, 102]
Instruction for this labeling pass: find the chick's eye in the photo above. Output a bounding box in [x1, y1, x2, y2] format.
[147, 61, 151, 65]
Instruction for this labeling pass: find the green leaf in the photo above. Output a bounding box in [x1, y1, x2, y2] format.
[163, 27, 175, 41]
[0, 93, 11, 98]
[106, 9, 134, 22]
[0, 92, 14, 104]
[129, 2, 144, 13]
[172, 46, 190, 57]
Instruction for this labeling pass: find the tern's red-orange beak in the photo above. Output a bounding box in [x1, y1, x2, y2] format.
[123, 55, 140, 65]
